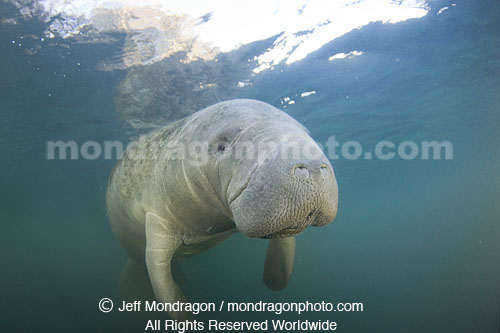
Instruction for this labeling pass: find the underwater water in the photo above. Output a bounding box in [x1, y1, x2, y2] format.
[1, 0, 499, 332]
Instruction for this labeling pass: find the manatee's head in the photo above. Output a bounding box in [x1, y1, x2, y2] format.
[227, 136, 338, 238]
[202, 100, 338, 239]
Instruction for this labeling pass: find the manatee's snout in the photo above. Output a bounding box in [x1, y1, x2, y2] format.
[292, 161, 330, 182]
[229, 141, 338, 239]
[290, 161, 337, 227]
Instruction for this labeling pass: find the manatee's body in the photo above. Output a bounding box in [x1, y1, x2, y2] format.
[107, 99, 338, 319]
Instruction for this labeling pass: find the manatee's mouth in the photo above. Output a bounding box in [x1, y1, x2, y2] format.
[228, 164, 258, 205]
[228, 141, 280, 206]
[228, 183, 247, 206]
[260, 226, 307, 239]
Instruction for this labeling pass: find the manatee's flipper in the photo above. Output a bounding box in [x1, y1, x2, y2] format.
[145, 212, 192, 320]
[263, 237, 296, 291]
[118, 259, 155, 302]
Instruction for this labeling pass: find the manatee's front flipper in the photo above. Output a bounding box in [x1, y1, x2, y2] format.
[263, 237, 296, 291]
[145, 212, 192, 320]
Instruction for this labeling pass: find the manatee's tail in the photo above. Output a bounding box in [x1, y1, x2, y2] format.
[117, 259, 191, 303]
[118, 259, 155, 302]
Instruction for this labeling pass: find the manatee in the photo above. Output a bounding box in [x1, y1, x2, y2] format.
[106, 99, 338, 319]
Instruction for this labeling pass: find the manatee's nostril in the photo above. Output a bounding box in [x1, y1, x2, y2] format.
[293, 165, 310, 180]
[320, 164, 329, 175]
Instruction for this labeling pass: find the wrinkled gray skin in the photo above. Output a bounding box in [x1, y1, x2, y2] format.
[107, 99, 338, 319]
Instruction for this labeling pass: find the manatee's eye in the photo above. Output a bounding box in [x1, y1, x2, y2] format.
[210, 126, 242, 155]
[217, 143, 226, 153]
[212, 139, 229, 155]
